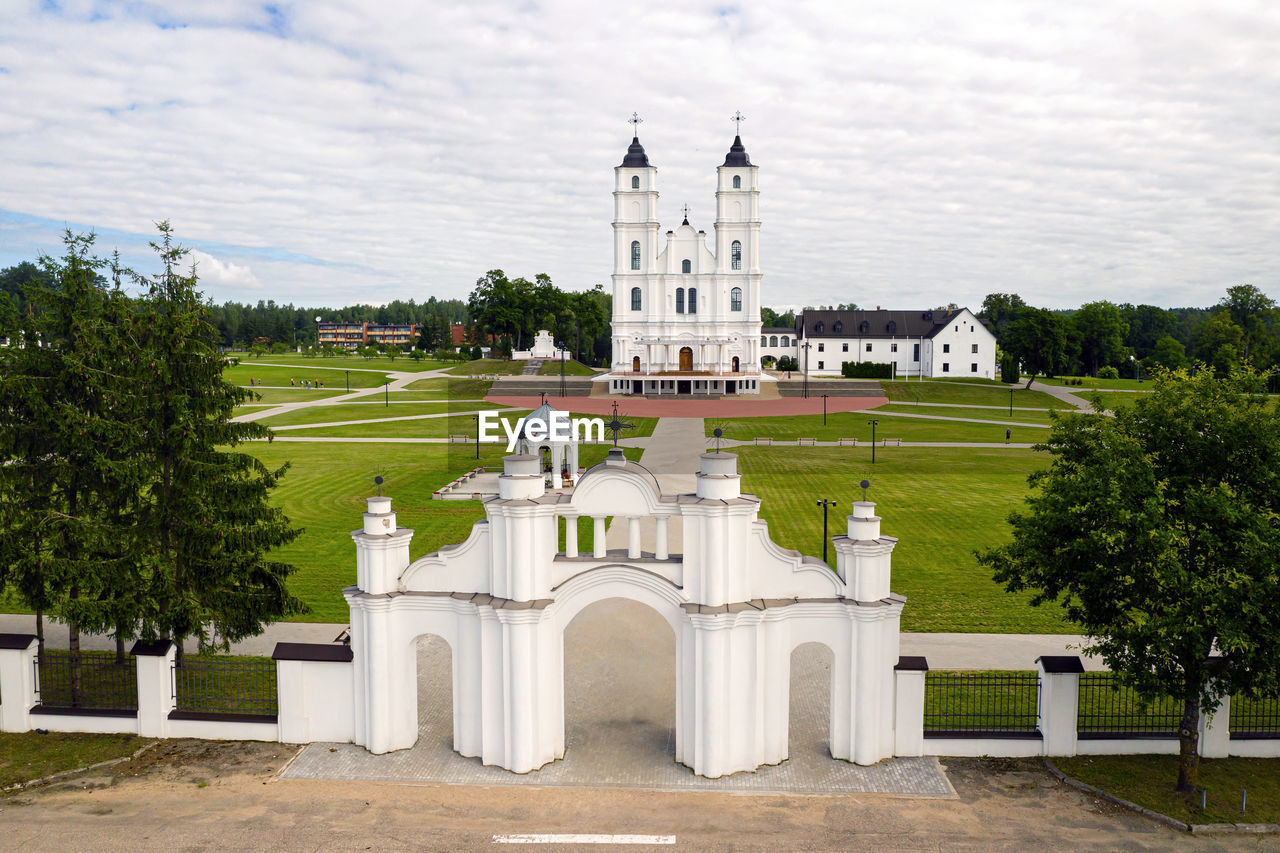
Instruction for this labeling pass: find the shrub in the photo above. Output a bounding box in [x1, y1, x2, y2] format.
[777, 356, 798, 372]
[1097, 366, 1120, 379]
[841, 361, 892, 379]
[1000, 354, 1019, 384]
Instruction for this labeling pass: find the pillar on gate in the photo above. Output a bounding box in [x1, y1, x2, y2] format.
[1037, 655, 1083, 756]
[133, 639, 177, 738]
[489, 607, 560, 773]
[0, 634, 39, 732]
[352, 495, 414, 595]
[684, 453, 755, 606]
[685, 611, 767, 778]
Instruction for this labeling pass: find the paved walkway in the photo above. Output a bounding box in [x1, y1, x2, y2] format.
[485, 394, 888, 419]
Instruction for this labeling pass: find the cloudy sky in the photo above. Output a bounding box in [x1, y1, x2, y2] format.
[1, 1, 1277, 312]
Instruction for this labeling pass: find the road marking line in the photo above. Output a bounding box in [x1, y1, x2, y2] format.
[492, 834, 676, 845]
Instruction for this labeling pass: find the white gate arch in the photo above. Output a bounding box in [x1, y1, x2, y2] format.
[346, 449, 908, 777]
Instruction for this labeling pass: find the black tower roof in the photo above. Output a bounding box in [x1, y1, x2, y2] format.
[620, 136, 651, 168]
[722, 135, 752, 167]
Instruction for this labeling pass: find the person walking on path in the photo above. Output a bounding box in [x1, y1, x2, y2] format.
[1005, 427, 1011, 444]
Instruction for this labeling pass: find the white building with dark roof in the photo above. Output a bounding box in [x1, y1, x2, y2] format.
[796, 308, 996, 379]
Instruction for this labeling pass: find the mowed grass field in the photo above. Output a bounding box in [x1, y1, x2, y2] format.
[238, 387, 349, 404]
[735, 445, 1070, 633]
[443, 358, 598, 377]
[714, 412, 1051, 443]
[883, 381, 1074, 409]
[257, 401, 507, 428]
[225, 363, 391, 388]
[229, 353, 450, 373]
[401, 377, 495, 398]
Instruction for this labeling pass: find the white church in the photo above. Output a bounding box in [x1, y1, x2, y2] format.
[603, 126, 764, 396]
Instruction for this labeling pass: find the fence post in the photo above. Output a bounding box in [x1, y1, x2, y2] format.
[893, 655, 928, 757]
[0, 634, 39, 732]
[132, 640, 176, 738]
[273, 642, 356, 744]
[1036, 655, 1083, 756]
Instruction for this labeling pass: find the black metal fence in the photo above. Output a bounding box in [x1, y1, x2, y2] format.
[1076, 673, 1180, 738]
[1230, 693, 1280, 739]
[35, 649, 138, 712]
[923, 671, 1040, 737]
[172, 655, 278, 719]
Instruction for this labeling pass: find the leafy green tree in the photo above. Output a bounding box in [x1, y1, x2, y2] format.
[1218, 284, 1276, 366]
[1146, 335, 1188, 371]
[1001, 308, 1068, 387]
[130, 224, 304, 655]
[1192, 311, 1245, 374]
[978, 368, 1280, 793]
[1072, 301, 1128, 376]
[979, 292, 1027, 335]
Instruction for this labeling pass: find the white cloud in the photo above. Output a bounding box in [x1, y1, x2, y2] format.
[188, 250, 261, 294]
[0, 0, 1276, 311]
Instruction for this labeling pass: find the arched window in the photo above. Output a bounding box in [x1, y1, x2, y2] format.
[858, 321, 869, 334]
[780, 335, 789, 347]
[688, 287, 697, 313]
[682, 259, 691, 274]
[886, 321, 897, 334]
[814, 322, 824, 334]
[631, 175, 639, 189]
[769, 335, 778, 346]
[733, 175, 741, 189]
[630, 241, 640, 270]
[834, 321, 844, 333]
[731, 240, 742, 270]
[730, 287, 742, 311]
[630, 287, 642, 311]
[676, 288, 685, 314]
[761, 335, 767, 346]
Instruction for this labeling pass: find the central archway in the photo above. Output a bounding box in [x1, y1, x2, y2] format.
[679, 346, 693, 371]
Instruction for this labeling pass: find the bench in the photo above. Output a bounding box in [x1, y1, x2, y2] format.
[754, 437, 774, 445]
[797, 437, 817, 446]
[449, 434, 469, 443]
[837, 437, 858, 446]
[882, 437, 902, 447]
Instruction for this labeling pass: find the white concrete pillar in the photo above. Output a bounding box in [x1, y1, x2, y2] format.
[352, 495, 414, 595]
[852, 612, 883, 765]
[1037, 655, 1083, 756]
[628, 516, 641, 558]
[564, 515, 578, 558]
[593, 516, 607, 558]
[655, 516, 669, 560]
[893, 656, 927, 757]
[1200, 691, 1231, 759]
[0, 634, 39, 732]
[133, 640, 177, 738]
[495, 609, 558, 773]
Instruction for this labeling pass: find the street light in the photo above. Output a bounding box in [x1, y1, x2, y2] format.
[867, 419, 879, 464]
[472, 413, 481, 460]
[817, 498, 838, 563]
[1130, 354, 1138, 381]
[1009, 387, 1014, 417]
[802, 341, 812, 399]
[822, 393, 829, 425]
[559, 341, 566, 399]
[345, 369, 350, 393]
[315, 315, 322, 350]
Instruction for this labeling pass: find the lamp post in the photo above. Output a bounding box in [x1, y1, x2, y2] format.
[315, 315, 322, 350]
[867, 419, 878, 464]
[559, 342, 566, 399]
[472, 413, 480, 460]
[385, 381, 389, 407]
[345, 369, 350, 393]
[817, 498, 838, 563]
[1009, 387, 1014, 417]
[1130, 354, 1138, 381]
[822, 393, 829, 425]
[802, 340, 811, 399]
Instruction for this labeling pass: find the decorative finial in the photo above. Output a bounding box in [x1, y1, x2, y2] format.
[713, 427, 724, 453]
[629, 112, 643, 134]
[860, 479, 870, 501]
[731, 111, 745, 134]
[375, 475, 384, 497]
[681, 203, 691, 223]
[605, 400, 635, 448]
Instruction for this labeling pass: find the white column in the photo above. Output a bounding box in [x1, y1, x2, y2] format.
[893, 657, 927, 757]
[0, 635, 38, 732]
[133, 640, 177, 738]
[1200, 692, 1232, 759]
[655, 516, 669, 560]
[852, 611, 883, 765]
[628, 517, 641, 558]
[1036, 656, 1082, 756]
[564, 515, 578, 558]
[593, 516, 607, 558]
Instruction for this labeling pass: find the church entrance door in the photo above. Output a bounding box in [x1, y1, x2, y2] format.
[677, 380, 691, 394]
[726, 381, 736, 394]
[732, 356, 740, 372]
[679, 347, 693, 371]
[632, 356, 640, 372]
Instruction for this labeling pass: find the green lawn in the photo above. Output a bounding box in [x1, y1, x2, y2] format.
[238, 387, 349, 404]
[1033, 375, 1152, 391]
[736, 445, 1069, 632]
[402, 377, 496, 398]
[883, 381, 1074, 409]
[234, 353, 450, 373]
[713, 412, 1051, 444]
[538, 359, 597, 376]
[876, 404, 1058, 426]
[258, 401, 505, 428]
[283, 409, 527, 439]
[1054, 755, 1280, 824]
[225, 363, 390, 388]
[445, 358, 527, 376]
[0, 732, 150, 788]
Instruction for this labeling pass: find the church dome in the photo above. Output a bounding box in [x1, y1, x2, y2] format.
[722, 135, 752, 167]
[620, 136, 651, 167]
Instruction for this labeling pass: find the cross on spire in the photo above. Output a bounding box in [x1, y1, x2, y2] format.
[681, 204, 691, 222]
[628, 112, 643, 134]
[731, 111, 745, 134]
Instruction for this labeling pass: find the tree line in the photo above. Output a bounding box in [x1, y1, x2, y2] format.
[466, 270, 612, 365]
[982, 286, 1280, 385]
[0, 227, 302, 675]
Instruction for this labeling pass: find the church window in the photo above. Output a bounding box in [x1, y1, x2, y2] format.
[886, 321, 897, 334]
[780, 335, 789, 346]
[769, 335, 777, 346]
[858, 321, 869, 334]
[631, 287, 642, 311]
[731, 240, 742, 270]
[733, 175, 741, 189]
[682, 259, 691, 274]
[676, 288, 685, 313]
[814, 322, 824, 334]
[631, 241, 640, 270]
[731, 287, 742, 311]
[632, 175, 639, 189]
[688, 288, 697, 313]
[834, 321, 843, 333]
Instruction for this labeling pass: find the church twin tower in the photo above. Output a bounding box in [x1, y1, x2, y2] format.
[607, 125, 764, 396]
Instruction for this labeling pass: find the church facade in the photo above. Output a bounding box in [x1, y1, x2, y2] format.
[604, 132, 764, 396]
